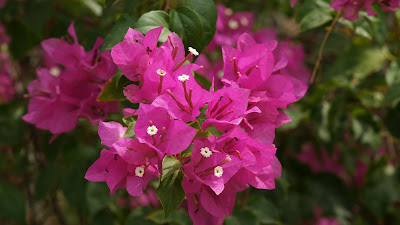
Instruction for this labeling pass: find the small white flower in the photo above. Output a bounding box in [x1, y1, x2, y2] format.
[225, 8, 233, 16]
[147, 125, 158, 136]
[135, 166, 145, 177]
[225, 155, 232, 162]
[200, 147, 212, 158]
[188, 47, 199, 56]
[240, 17, 249, 26]
[228, 19, 239, 30]
[178, 74, 190, 82]
[214, 166, 223, 178]
[156, 69, 167, 76]
[49, 67, 61, 77]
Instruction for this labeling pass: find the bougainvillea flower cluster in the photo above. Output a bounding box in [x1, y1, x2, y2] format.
[292, 0, 400, 20]
[197, 6, 311, 91]
[23, 24, 119, 135]
[85, 25, 308, 225]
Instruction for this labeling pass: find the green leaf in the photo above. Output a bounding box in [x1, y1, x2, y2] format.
[300, 8, 333, 32]
[97, 72, 133, 102]
[169, 7, 204, 53]
[0, 103, 26, 146]
[0, 181, 26, 224]
[384, 83, 400, 106]
[123, 121, 136, 138]
[296, 0, 333, 32]
[161, 156, 182, 181]
[134, 10, 171, 43]
[147, 209, 192, 225]
[126, 207, 158, 225]
[86, 182, 114, 216]
[156, 170, 185, 219]
[35, 163, 62, 200]
[386, 60, 400, 86]
[122, 114, 138, 126]
[184, 0, 217, 52]
[246, 197, 279, 224]
[101, 14, 137, 51]
[384, 104, 400, 138]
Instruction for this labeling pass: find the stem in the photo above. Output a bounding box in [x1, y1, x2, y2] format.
[310, 11, 342, 84]
[162, 0, 171, 12]
[50, 193, 67, 225]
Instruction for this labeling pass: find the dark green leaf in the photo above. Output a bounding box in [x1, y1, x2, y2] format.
[161, 156, 182, 181]
[101, 14, 136, 51]
[86, 182, 114, 216]
[156, 170, 185, 219]
[185, 0, 217, 52]
[0, 181, 26, 224]
[386, 60, 400, 86]
[169, 7, 204, 53]
[0, 103, 26, 146]
[384, 104, 400, 138]
[35, 163, 62, 200]
[384, 83, 400, 106]
[97, 73, 133, 102]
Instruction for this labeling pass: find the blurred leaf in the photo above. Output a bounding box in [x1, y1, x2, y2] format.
[156, 170, 185, 219]
[384, 104, 400, 138]
[89, 209, 114, 225]
[227, 208, 258, 225]
[384, 83, 400, 106]
[362, 165, 400, 219]
[0, 103, 26, 146]
[297, 0, 333, 32]
[126, 207, 158, 225]
[169, 7, 203, 53]
[35, 163, 62, 200]
[160, 156, 182, 181]
[134, 10, 171, 43]
[246, 197, 279, 224]
[300, 8, 332, 32]
[386, 60, 400, 86]
[0, 181, 26, 224]
[6, 20, 40, 59]
[323, 43, 389, 82]
[23, 0, 52, 38]
[83, 0, 103, 16]
[101, 14, 137, 51]
[86, 181, 114, 216]
[97, 73, 133, 101]
[147, 209, 192, 225]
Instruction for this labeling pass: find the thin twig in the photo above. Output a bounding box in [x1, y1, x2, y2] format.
[310, 11, 342, 84]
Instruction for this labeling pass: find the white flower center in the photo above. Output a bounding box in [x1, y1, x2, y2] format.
[214, 166, 223, 178]
[225, 8, 233, 16]
[228, 19, 239, 30]
[188, 47, 199, 56]
[49, 67, 61, 77]
[157, 69, 167, 76]
[135, 166, 145, 177]
[200, 147, 212, 158]
[147, 125, 158, 136]
[178, 74, 190, 82]
[217, 70, 224, 78]
[240, 17, 249, 26]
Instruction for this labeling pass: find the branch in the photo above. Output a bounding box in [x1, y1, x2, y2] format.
[310, 11, 342, 84]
